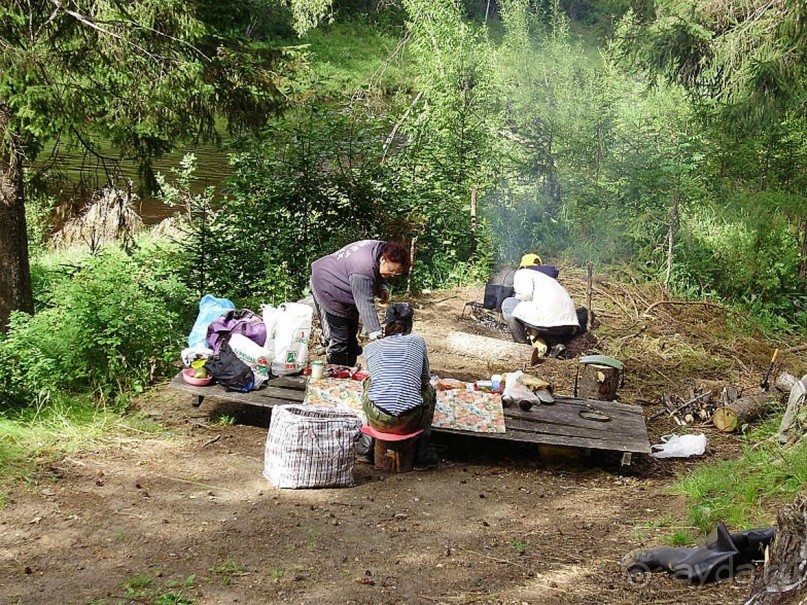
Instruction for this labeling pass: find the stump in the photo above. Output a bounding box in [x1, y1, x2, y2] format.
[712, 393, 772, 432]
[747, 494, 807, 604]
[374, 437, 419, 473]
[578, 363, 620, 401]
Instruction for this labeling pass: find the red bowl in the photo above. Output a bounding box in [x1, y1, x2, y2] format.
[182, 367, 213, 386]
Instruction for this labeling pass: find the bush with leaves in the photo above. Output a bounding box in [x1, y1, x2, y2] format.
[180, 101, 396, 304]
[0, 246, 191, 409]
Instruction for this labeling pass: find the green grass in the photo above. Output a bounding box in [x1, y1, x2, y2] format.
[210, 413, 236, 427]
[300, 21, 415, 94]
[674, 418, 807, 532]
[125, 574, 154, 590]
[210, 558, 245, 576]
[510, 539, 527, 554]
[0, 394, 165, 501]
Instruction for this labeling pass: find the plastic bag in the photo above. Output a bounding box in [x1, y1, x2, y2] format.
[271, 303, 313, 376]
[203, 341, 254, 392]
[650, 433, 707, 459]
[503, 370, 540, 409]
[229, 333, 271, 388]
[262, 304, 279, 361]
[187, 295, 235, 349]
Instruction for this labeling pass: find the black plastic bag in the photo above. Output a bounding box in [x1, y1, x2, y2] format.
[204, 341, 255, 392]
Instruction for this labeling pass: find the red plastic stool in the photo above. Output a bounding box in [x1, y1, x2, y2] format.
[360, 425, 423, 473]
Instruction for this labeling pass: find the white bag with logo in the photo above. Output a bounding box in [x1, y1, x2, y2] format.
[271, 302, 313, 376]
[228, 333, 270, 388]
[261, 304, 278, 361]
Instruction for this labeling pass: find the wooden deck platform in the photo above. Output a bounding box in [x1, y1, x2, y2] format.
[169, 372, 307, 408]
[169, 373, 651, 455]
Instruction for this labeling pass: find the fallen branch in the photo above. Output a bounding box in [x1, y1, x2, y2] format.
[202, 434, 221, 448]
[419, 593, 489, 604]
[594, 286, 635, 320]
[457, 546, 532, 571]
[158, 475, 232, 493]
[434, 295, 458, 305]
[650, 391, 710, 420]
[643, 299, 744, 318]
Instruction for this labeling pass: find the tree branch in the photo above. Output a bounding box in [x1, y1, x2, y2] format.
[642, 299, 746, 318]
[52, 1, 161, 62]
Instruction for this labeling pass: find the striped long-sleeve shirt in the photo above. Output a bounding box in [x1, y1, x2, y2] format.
[363, 333, 430, 415]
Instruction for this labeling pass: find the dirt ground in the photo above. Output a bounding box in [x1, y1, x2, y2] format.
[1, 279, 795, 605]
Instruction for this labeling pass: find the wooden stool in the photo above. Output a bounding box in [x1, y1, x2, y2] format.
[360, 425, 424, 473]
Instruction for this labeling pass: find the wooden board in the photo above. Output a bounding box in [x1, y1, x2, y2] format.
[169, 372, 306, 408]
[434, 396, 651, 454]
[169, 373, 650, 454]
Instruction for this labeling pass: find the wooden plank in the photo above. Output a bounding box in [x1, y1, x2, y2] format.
[505, 402, 645, 426]
[504, 415, 647, 443]
[169, 373, 306, 407]
[435, 396, 651, 453]
[434, 425, 651, 453]
[502, 418, 650, 452]
[167, 373, 651, 454]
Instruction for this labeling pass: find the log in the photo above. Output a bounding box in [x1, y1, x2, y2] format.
[374, 437, 419, 473]
[578, 363, 620, 401]
[712, 393, 772, 432]
[445, 331, 536, 368]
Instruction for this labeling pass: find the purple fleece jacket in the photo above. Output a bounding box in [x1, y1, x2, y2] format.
[310, 240, 387, 333]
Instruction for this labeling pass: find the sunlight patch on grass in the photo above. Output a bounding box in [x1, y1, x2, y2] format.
[674, 418, 807, 531]
[0, 394, 167, 491]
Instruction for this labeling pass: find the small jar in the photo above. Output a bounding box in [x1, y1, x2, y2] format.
[310, 361, 325, 380]
[491, 374, 502, 391]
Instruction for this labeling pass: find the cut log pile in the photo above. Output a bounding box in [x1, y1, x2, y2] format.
[654, 385, 777, 433]
[654, 389, 717, 425]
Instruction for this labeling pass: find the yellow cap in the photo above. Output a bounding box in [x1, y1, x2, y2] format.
[519, 253, 542, 268]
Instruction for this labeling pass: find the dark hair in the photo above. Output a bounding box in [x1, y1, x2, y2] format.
[381, 241, 411, 272]
[384, 322, 411, 337]
[383, 302, 414, 336]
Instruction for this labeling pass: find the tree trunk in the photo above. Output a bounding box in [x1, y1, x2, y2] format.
[374, 436, 419, 473]
[0, 102, 33, 333]
[445, 331, 537, 369]
[746, 493, 807, 604]
[664, 193, 679, 290]
[798, 215, 807, 282]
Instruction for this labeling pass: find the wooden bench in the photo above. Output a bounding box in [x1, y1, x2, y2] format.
[168, 372, 651, 458]
[169, 372, 307, 408]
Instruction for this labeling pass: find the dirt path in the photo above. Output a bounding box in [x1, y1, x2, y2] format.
[0, 282, 764, 604]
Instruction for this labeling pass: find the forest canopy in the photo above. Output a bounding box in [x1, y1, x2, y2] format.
[0, 0, 804, 408]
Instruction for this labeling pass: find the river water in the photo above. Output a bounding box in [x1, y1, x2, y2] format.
[31, 143, 232, 226]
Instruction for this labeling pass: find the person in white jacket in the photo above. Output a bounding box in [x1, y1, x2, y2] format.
[500, 254, 587, 354]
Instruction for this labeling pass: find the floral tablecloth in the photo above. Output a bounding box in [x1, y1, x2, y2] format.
[433, 388, 505, 433]
[304, 378, 505, 434]
[304, 377, 367, 423]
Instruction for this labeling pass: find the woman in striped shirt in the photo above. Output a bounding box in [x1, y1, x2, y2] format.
[362, 302, 439, 468]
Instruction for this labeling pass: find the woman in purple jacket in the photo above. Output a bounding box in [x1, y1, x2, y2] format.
[310, 240, 410, 366]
